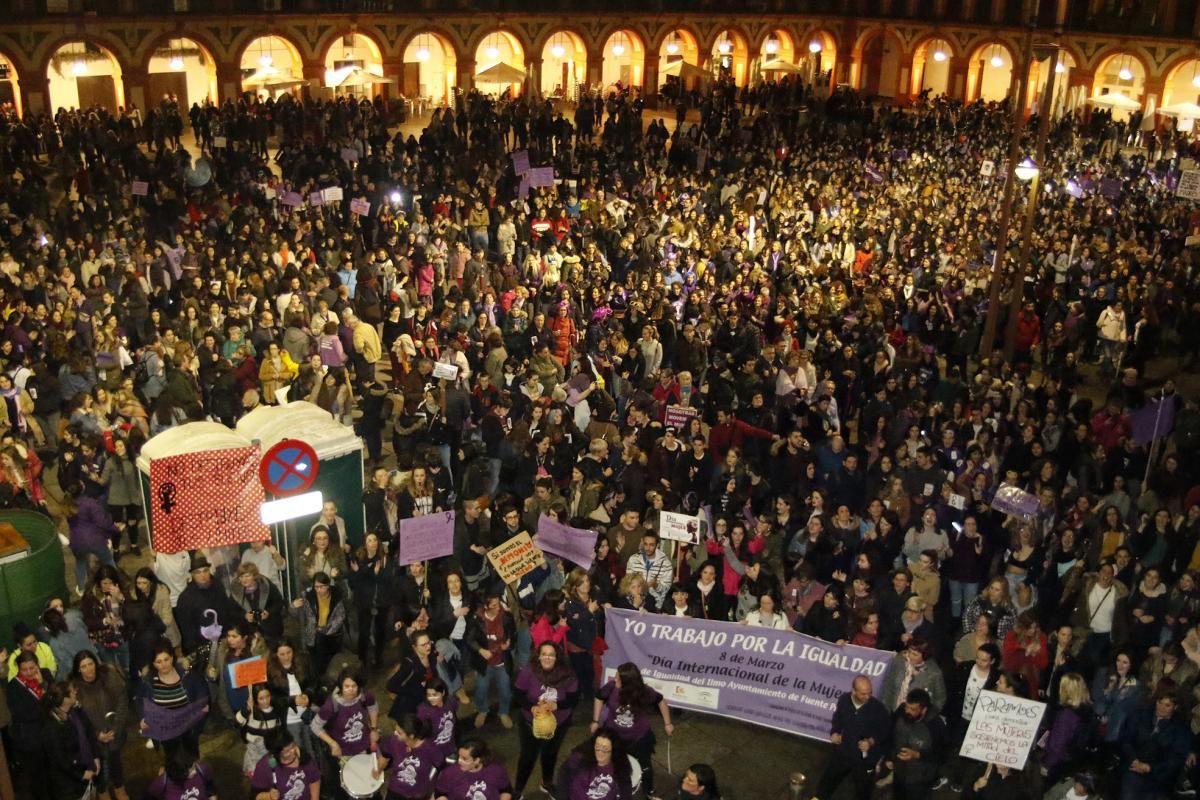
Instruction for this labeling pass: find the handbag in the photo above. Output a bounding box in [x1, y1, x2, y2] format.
[532, 705, 557, 740]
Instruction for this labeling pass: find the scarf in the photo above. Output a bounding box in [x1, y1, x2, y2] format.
[17, 673, 44, 699]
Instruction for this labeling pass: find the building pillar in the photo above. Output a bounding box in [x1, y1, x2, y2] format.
[948, 55, 969, 101]
[121, 66, 145, 112]
[643, 58, 658, 105]
[526, 58, 538, 98]
[217, 61, 242, 103]
[586, 50, 602, 92]
[456, 58, 476, 96]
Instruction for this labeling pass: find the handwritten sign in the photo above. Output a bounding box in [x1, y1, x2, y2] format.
[487, 531, 545, 584]
[350, 198, 371, 216]
[322, 186, 344, 203]
[432, 362, 459, 381]
[660, 510, 700, 545]
[536, 515, 596, 570]
[148, 446, 270, 553]
[989, 483, 1039, 519]
[309, 191, 324, 207]
[959, 690, 1046, 769]
[1177, 170, 1200, 200]
[528, 167, 556, 188]
[213, 136, 227, 149]
[131, 181, 149, 197]
[663, 404, 699, 429]
[397, 511, 456, 567]
[279, 191, 303, 207]
[228, 655, 268, 689]
[949, 493, 967, 511]
[511, 150, 531, 175]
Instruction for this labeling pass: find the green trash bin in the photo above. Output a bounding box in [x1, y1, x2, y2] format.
[0, 510, 69, 642]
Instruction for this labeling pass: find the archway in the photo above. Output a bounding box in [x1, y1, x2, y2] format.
[1160, 57, 1200, 107]
[967, 41, 1015, 103]
[710, 29, 750, 87]
[324, 32, 385, 99]
[47, 41, 125, 114]
[240, 35, 304, 99]
[854, 28, 903, 99]
[658, 28, 701, 91]
[147, 37, 217, 111]
[402, 32, 457, 108]
[0, 52, 20, 118]
[540, 30, 586, 99]
[1092, 51, 1147, 119]
[474, 30, 525, 97]
[756, 29, 795, 85]
[801, 29, 838, 93]
[601, 29, 644, 92]
[1034, 49, 1078, 117]
[910, 37, 956, 98]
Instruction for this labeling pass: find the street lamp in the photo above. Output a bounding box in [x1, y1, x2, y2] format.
[808, 40, 822, 54]
[1014, 156, 1039, 182]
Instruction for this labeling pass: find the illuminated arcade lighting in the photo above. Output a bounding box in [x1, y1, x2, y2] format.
[1193, 73, 1200, 88]
[1119, 67, 1133, 81]
[416, 47, 430, 62]
[72, 60, 88, 76]
[990, 54, 1004, 68]
[170, 56, 185, 71]
[612, 42, 625, 56]
[932, 49, 947, 62]
[259, 54, 273, 67]
[552, 43, 564, 58]
[666, 41, 679, 55]
[809, 40, 823, 54]
[765, 38, 779, 55]
[486, 45, 500, 60]
[1056, 62, 1067, 74]
[717, 40, 731, 55]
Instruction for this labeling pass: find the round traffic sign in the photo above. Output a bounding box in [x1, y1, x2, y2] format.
[259, 439, 320, 497]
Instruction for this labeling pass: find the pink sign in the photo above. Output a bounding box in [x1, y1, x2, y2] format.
[350, 198, 371, 216]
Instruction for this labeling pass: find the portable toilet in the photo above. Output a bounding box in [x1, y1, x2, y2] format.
[236, 402, 364, 597]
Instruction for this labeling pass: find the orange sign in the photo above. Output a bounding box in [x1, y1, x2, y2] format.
[229, 656, 268, 689]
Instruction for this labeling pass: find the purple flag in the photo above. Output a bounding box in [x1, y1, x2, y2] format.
[1131, 396, 1176, 446]
[511, 150, 530, 175]
[1065, 180, 1084, 199]
[142, 698, 208, 741]
[528, 167, 556, 188]
[1099, 178, 1121, 199]
[279, 191, 303, 207]
[864, 163, 885, 184]
[535, 515, 595, 570]
[602, 609, 891, 741]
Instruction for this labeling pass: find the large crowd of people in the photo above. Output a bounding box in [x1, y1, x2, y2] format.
[0, 62, 1198, 800]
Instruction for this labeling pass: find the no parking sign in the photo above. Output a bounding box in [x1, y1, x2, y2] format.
[259, 439, 320, 497]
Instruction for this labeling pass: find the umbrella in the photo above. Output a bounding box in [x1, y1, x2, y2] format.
[760, 59, 804, 74]
[474, 62, 526, 84]
[264, 78, 309, 91]
[1157, 101, 1200, 119]
[661, 60, 712, 82]
[185, 157, 212, 188]
[335, 68, 397, 88]
[1087, 92, 1142, 110]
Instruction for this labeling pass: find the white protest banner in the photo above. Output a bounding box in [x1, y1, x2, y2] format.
[322, 186, 344, 203]
[397, 510, 456, 566]
[213, 136, 227, 149]
[980, 159, 995, 177]
[432, 362, 459, 381]
[1176, 170, 1200, 200]
[959, 690, 1046, 769]
[487, 531, 546, 584]
[536, 515, 595, 569]
[660, 511, 700, 544]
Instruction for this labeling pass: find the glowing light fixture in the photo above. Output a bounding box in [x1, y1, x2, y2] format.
[72, 60, 87, 76]
[933, 49, 947, 63]
[666, 40, 679, 55]
[1055, 61, 1066, 74]
[809, 40, 823, 54]
[612, 35, 625, 57]
[1193, 73, 1200, 88]
[990, 52, 1004, 68]
[416, 46, 430, 62]
[764, 37, 779, 55]
[1014, 156, 1039, 182]
[486, 45, 500, 60]
[551, 42, 564, 58]
[717, 38, 731, 55]
[170, 55, 185, 71]
[1119, 66, 1133, 81]
[259, 53, 273, 67]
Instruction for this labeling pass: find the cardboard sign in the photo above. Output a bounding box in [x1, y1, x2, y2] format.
[979, 160, 995, 177]
[536, 514, 596, 570]
[487, 531, 546, 584]
[228, 655, 268, 689]
[131, 181, 149, 197]
[213, 136, 227, 149]
[322, 186, 344, 203]
[511, 150, 531, 175]
[660, 510, 701, 545]
[279, 191, 303, 207]
[959, 690, 1046, 769]
[432, 362, 459, 381]
[1177, 170, 1200, 200]
[309, 191, 324, 207]
[350, 198, 371, 216]
[663, 404, 699, 429]
[397, 510, 456, 567]
[949, 493, 967, 511]
[528, 167, 556, 188]
[148, 447, 270, 553]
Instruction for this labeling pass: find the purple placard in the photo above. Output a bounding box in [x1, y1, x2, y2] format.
[663, 404, 699, 428]
[1131, 396, 1176, 445]
[350, 198, 371, 216]
[397, 510, 456, 566]
[602, 609, 891, 741]
[131, 181, 149, 197]
[528, 167, 556, 188]
[519, 176, 531, 200]
[280, 191, 303, 207]
[511, 150, 531, 175]
[891, 148, 909, 162]
[142, 698, 208, 741]
[536, 514, 595, 570]
[990, 483, 1039, 518]
[864, 163, 885, 184]
[1099, 178, 1121, 199]
[341, 147, 359, 163]
[309, 191, 324, 207]
[1065, 180, 1084, 199]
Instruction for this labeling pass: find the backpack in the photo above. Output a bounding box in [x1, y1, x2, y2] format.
[134, 351, 166, 404]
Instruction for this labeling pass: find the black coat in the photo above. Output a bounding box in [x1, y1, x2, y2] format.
[5, 670, 54, 757]
[42, 707, 97, 799]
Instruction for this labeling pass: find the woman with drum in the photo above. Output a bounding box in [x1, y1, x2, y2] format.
[374, 717, 441, 800]
[512, 642, 579, 797]
[250, 731, 321, 800]
[590, 662, 673, 800]
[312, 666, 379, 798]
[434, 738, 513, 800]
[555, 731, 636, 800]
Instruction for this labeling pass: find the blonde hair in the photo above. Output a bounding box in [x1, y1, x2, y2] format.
[1058, 673, 1090, 708]
[619, 572, 648, 597]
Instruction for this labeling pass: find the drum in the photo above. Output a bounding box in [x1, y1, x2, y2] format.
[340, 753, 384, 799]
[629, 755, 643, 795]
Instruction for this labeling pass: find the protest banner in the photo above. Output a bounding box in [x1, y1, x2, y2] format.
[148, 447, 270, 553]
[979, 160, 995, 177]
[519, 176, 531, 200]
[212, 136, 227, 149]
[309, 191, 324, 207]
[864, 163, 885, 184]
[487, 532, 545, 584]
[1099, 177, 1122, 199]
[602, 609, 891, 740]
[660, 511, 700, 545]
[528, 167, 556, 188]
[322, 186, 344, 203]
[536, 515, 595, 569]
[341, 147, 359, 162]
[131, 181, 149, 197]
[959, 690, 1046, 769]
[511, 150, 531, 175]
[663, 404, 699, 429]
[432, 362, 459, 381]
[1176, 170, 1200, 200]
[397, 511, 456, 567]
[142, 698, 208, 741]
[350, 198, 371, 216]
[989, 483, 1039, 519]
[229, 655, 268, 689]
[280, 191, 303, 207]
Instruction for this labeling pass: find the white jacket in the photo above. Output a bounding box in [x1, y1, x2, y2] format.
[1097, 307, 1127, 342]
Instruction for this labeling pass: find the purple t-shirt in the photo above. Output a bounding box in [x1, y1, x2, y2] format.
[568, 762, 632, 800]
[315, 692, 376, 756]
[513, 666, 579, 725]
[146, 763, 215, 800]
[417, 698, 459, 762]
[596, 680, 662, 744]
[250, 755, 321, 800]
[434, 762, 511, 800]
[380, 735, 440, 798]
